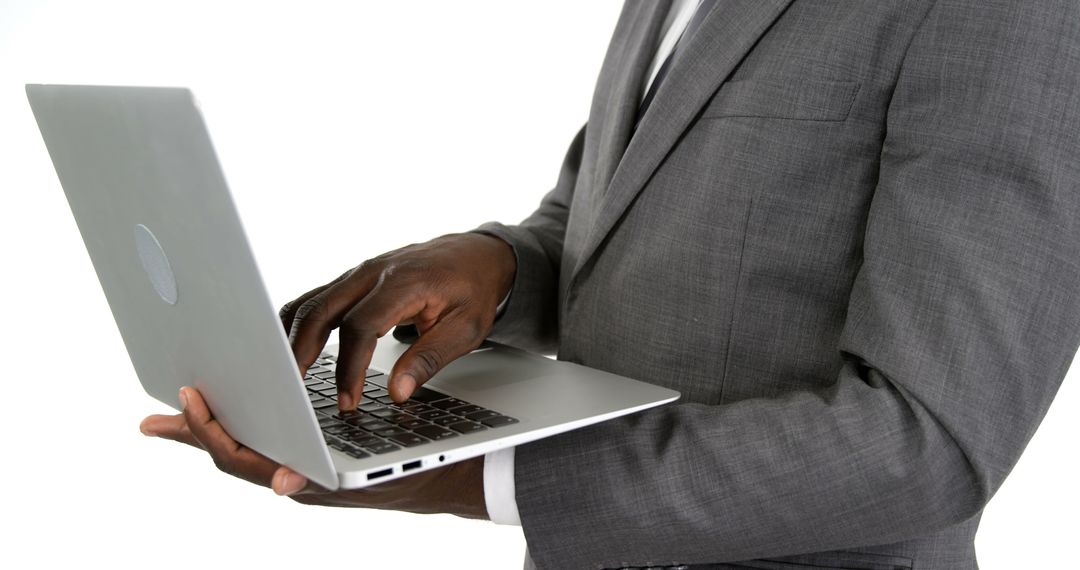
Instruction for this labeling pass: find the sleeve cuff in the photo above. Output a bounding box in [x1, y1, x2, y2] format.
[471, 223, 560, 353]
[483, 446, 522, 526]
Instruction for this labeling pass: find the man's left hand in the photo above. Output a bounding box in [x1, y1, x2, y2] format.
[140, 386, 488, 518]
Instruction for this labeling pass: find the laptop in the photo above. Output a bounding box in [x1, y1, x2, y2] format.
[27, 84, 680, 490]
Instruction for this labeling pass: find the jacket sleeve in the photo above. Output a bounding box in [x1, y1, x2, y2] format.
[511, 2, 1080, 568]
[473, 124, 586, 354]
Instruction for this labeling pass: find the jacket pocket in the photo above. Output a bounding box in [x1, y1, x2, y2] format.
[719, 550, 913, 570]
[701, 77, 860, 122]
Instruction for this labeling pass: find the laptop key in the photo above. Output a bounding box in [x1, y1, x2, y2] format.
[317, 386, 339, 396]
[366, 388, 390, 399]
[418, 410, 450, 421]
[312, 399, 339, 410]
[370, 408, 397, 419]
[481, 416, 520, 428]
[433, 416, 460, 426]
[431, 398, 468, 410]
[374, 427, 409, 438]
[365, 369, 384, 378]
[371, 423, 406, 436]
[450, 404, 483, 416]
[343, 447, 370, 459]
[399, 419, 431, 430]
[364, 442, 401, 455]
[358, 419, 394, 432]
[358, 401, 386, 413]
[412, 425, 459, 441]
[448, 421, 488, 434]
[465, 410, 501, 422]
[399, 402, 432, 414]
[388, 433, 429, 447]
[348, 428, 372, 440]
[343, 415, 372, 427]
[366, 373, 388, 386]
[318, 417, 341, 428]
[346, 434, 383, 447]
[409, 387, 450, 403]
[386, 413, 416, 425]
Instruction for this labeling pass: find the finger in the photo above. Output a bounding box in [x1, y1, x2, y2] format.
[278, 269, 355, 333]
[270, 465, 327, 496]
[389, 310, 487, 402]
[179, 387, 280, 487]
[335, 281, 428, 410]
[288, 269, 382, 374]
[279, 283, 330, 333]
[140, 413, 202, 449]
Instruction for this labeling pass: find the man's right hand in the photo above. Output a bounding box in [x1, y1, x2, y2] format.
[278, 233, 516, 410]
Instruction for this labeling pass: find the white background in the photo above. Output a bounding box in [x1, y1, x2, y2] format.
[1, 1, 1076, 568]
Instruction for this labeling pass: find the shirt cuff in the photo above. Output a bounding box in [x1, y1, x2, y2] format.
[483, 447, 522, 525]
[494, 289, 512, 320]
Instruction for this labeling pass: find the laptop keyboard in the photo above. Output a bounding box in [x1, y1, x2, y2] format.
[306, 352, 519, 460]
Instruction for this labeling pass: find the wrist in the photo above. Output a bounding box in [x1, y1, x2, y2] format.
[442, 455, 489, 520]
[472, 233, 517, 302]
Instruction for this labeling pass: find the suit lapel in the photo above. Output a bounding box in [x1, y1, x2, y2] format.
[572, 0, 796, 283]
[587, 0, 670, 207]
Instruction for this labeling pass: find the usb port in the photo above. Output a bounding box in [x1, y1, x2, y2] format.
[402, 460, 422, 472]
[367, 468, 393, 481]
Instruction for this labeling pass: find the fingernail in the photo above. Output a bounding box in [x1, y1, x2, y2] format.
[277, 473, 306, 496]
[396, 374, 417, 400]
[339, 392, 353, 410]
[178, 388, 189, 410]
[139, 421, 156, 437]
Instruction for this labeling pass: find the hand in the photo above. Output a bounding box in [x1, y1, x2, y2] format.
[140, 387, 488, 518]
[279, 233, 516, 409]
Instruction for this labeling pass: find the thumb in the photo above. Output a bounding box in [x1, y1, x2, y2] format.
[388, 313, 485, 402]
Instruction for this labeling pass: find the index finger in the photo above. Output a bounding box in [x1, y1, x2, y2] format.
[278, 269, 354, 333]
[287, 269, 380, 374]
[334, 280, 428, 410]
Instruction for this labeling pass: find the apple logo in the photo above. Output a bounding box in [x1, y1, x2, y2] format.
[134, 223, 178, 305]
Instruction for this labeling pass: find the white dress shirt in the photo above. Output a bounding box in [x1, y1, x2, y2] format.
[483, 0, 702, 526]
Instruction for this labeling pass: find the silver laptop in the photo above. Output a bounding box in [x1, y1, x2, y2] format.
[27, 84, 679, 490]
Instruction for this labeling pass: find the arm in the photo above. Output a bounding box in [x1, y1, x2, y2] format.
[513, 2, 1080, 567]
[141, 386, 487, 517]
[474, 124, 587, 353]
[139, 125, 590, 514]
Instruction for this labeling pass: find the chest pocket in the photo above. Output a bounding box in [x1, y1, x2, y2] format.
[702, 77, 860, 122]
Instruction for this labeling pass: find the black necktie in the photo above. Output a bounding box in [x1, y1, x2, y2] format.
[636, 0, 719, 127]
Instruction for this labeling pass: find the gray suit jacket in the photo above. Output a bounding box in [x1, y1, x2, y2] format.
[476, 1, 1080, 568]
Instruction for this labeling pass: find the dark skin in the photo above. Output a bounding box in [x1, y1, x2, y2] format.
[139, 233, 517, 517]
